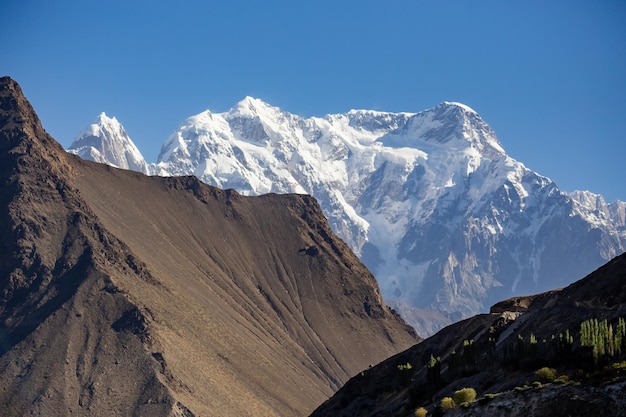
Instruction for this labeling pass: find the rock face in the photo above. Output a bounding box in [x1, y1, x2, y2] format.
[429, 382, 626, 417]
[70, 98, 626, 336]
[0, 77, 417, 417]
[310, 252, 626, 417]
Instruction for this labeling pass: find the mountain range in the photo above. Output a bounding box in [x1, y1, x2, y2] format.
[69, 97, 626, 336]
[0, 76, 417, 416]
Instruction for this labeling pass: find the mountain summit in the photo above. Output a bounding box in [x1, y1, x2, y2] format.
[0, 77, 417, 416]
[379, 101, 504, 156]
[68, 112, 150, 174]
[72, 97, 626, 336]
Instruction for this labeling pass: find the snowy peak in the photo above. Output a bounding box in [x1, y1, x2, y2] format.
[225, 98, 276, 145]
[568, 190, 626, 228]
[68, 112, 150, 174]
[229, 96, 273, 117]
[442, 101, 479, 114]
[569, 190, 608, 212]
[95, 111, 119, 128]
[376, 102, 505, 158]
[431, 101, 503, 153]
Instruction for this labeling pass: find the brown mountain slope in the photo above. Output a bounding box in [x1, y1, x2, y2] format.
[0, 77, 417, 417]
[310, 252, 626, 417]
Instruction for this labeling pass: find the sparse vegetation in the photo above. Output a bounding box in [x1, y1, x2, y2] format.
[413, 315, 626, 413]
[553, 375, 569, 384]
[580, 317, 626, 366]
[462, 339, 477, 373]
[617, 318, 626, 355]
[440, 396, 455, 409]
[453, 387, 477, 405]
[414, 406, 428, 417]
[397, 362, 413, 371]
[559, 329, 574, 351]
[610, 360, 626, 371]
[416, 315, 625, 414]
[345, 311, 625, 415]
[534, 367, 557, 382]
[427, 354, 442, 387]
[397, 362, 414, 385]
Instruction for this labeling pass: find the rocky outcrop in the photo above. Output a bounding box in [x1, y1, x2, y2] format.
[310, 252, 626, 417]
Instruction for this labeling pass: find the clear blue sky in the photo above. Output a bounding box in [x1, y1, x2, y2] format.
[2, 1, 625, 202]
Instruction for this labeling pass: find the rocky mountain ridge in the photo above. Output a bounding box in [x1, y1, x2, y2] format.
[68, 97, 626, 336]
[310, 251, 626, 416]
[0, 76, 417, 416]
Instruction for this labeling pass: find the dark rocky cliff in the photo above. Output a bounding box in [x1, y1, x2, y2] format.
[311, 253, 626, 417]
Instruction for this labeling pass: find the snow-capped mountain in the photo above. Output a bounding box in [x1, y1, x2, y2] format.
[568, 190, 626, 229]
[68, 112, 150, 174]
[69, 100, 626, 336]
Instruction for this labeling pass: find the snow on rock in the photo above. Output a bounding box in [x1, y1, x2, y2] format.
[68, 112, 150, 174]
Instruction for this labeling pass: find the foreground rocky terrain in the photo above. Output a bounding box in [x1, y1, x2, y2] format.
[311, 252, 626, 416]
[0, 76, 417, 416]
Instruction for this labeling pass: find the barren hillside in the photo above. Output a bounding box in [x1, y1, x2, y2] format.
[0, 76, 417, 417]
